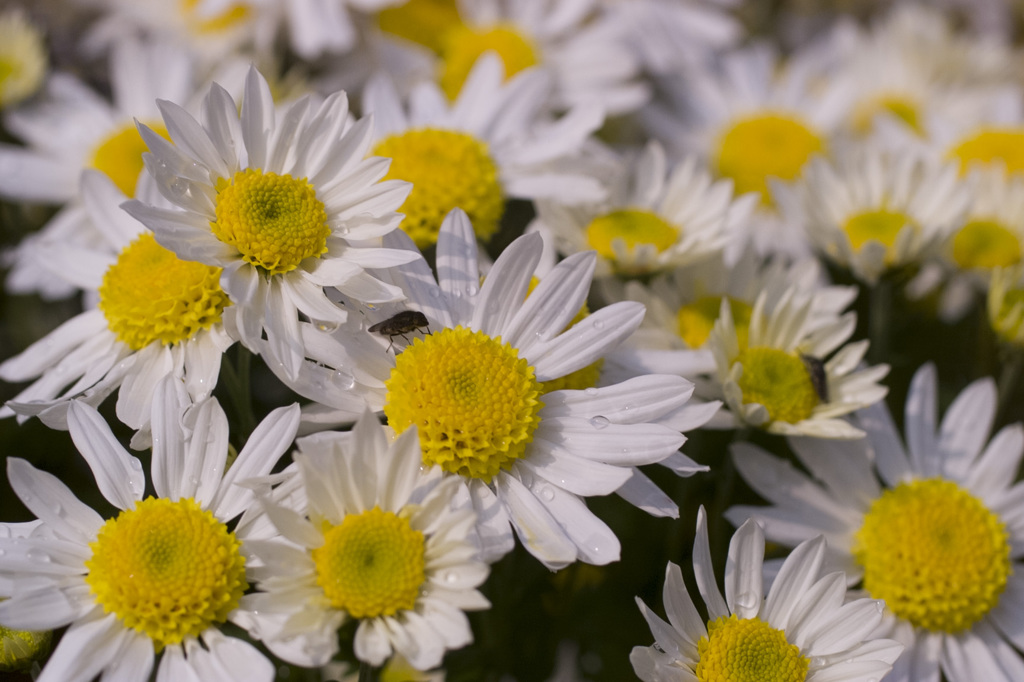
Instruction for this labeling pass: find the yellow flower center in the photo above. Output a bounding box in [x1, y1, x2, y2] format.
[842, 208, 916, 264]
[854, 478, 1010, 633]
[84, 497, 248, 652]
[715, 114, 824, 204]
[311, 506, 426, 619]
[212, 168, 329, 274]
[696, 614, 809, 682]
[949, 128, 1024, 176]
[98, 232, 229, 351]
[373, 128, 504, 248]
[92, 121, 171, 197]
[736, 347, 819, 424]
[384, 326, 544, 482]
[0, 620, 50, 673]
[678, 296, 752, 349]
[439, 24, 538, 101]
[852, 94, 922, 135]
[180, 0, 250, 34]
[0, 10, 47, 110]
[953, 219, 1022, 270]
[585, 208, 678, 273]
[378, 0, 463, 54]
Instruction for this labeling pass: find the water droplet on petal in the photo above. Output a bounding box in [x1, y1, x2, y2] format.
[584, 387, 599, 396]
[26, 549, 50, 563]
[735, 591, 758, 610]
[537, 486, 555, 501]
[445, 570, 459, 584]
[334, 370, 356, 390]
[589, 415, 610, 429]
[466, 284, 479, 296]
[592, 319, 604, 330]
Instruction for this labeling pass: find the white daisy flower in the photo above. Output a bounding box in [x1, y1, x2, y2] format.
[122, 66, 417, 382]
[0, 170, 234, 438]
[73, 0, 263, 66]
[601, 251, 856, 383]
[643, 43, 854, 256]
[236, 410, 489, 670]
[913, 167, 1024, 323]
[0, 375, 301, 682]
[265, 208, 710, 568]
[728, 363, 1024, 681]
[0, 7, 47, 111]
[532, 141, 757, 279]
[631, 507, 903, 682]
[377, 0, 648, 115]
[360, 53, 604, 249]
[796, 144, 969, 285]
[705, 281, 890, 438]
[0, 38, 195, 203]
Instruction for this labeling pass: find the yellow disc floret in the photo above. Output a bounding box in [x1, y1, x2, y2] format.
[842, 208, 916, 264]
[585, 209, 678, 273]
[736, 347, 819, 424]
[0, 9, 47, 111]
[385, 326, 544, 481]
[99, 232, 229, 351]
[378, 0, 463, 54]
[373, 128, 504, 248]
[212, 168, 329, 274]
[312, 506, 426, 619]
[715, 114, 824, 204]
[953, 219, 1021, 269]
[439, 24, 538, 100]
[950, 128, 1024, 176]
[678, 296, 752, 349]
[85, 497, 248, 652]
[854, 478, 1010, 633]
[696, 614, 809, 682]
[852, 95, 922, 136]
[92, 121, 170, 197]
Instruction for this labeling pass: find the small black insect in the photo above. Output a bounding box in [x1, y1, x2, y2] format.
[368, 310, 430, 352]
[800, 354, 829, 403]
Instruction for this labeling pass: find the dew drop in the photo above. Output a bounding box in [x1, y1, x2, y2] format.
[334, 370, 356, 390]
[466, 284, 479, 296]
[444, 570, 459, 584]
[592, 319, 604, 330]
[316, 321, 340, 333]
[585, 387, 599, 396]
[537, 486, 555, 501]
[589, 415, 610, 429]
[735, 591, 758, 610]
[26, 549, 50, 563]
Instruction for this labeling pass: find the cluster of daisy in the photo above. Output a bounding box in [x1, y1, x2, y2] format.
[0, 0, 1023, 681]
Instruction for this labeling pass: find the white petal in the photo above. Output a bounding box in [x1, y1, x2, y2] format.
[495, 472, 578, 569]
[692, 506, 728, 620]
[66, 401, 145, 509]
[5, 458, 103, 543]
[724, 519, 764, 620]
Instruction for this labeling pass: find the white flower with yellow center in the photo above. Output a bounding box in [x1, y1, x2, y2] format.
[644, 44, 854, 257]
[728, 363, 1024, 682]
[74, 0, 260, 66]
[602, 252, 856, 386]
[916, 167, 1024, 323]
[236, 410, 489, 670]
[705, 282, 889, 438]
[0, 8, 47, 111]
[631, 508, 903, 682]
[377, 0, 647, 114]
[123, 66, 416, 382]
[0, 170, 234, 436]
[263, 209, 708, 568]
[0, 38, 193, 204]
[796, 145, 968, 285]
[0, 376, 301, 682]
[361, 53, 604, 249]
[533, 141, 757, 279]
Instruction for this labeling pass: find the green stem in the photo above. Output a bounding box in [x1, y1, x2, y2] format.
[219, 345, 257, 446]
[358, 661, 380, 682]
[996, 348, 1024, 428]
[868, 278, 892, 365]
